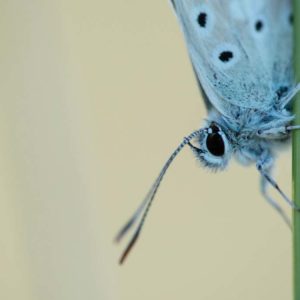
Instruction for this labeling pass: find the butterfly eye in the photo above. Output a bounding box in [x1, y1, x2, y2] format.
[206, 131, 225, 157]
[193, 124, 230, 170]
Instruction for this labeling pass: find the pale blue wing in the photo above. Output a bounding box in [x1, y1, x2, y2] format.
[171, 0, 294, 117]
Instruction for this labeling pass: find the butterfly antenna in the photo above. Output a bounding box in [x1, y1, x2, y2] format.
[114, 193, 150, 243]
[117, 129, 202, 264]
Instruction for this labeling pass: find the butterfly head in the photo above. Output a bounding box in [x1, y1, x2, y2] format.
[189, 122, 232, 170]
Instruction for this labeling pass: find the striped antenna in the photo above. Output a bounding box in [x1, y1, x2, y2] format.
[115, 129, 202, 264]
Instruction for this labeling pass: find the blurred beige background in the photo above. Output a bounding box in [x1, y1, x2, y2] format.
[0, 1, 293, 299]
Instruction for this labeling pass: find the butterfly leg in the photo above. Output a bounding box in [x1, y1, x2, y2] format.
[257, 159, 300, 211]
[256, 125, 300, 139]
[260, 175, 291, 229]
[286, 125, 300, 132]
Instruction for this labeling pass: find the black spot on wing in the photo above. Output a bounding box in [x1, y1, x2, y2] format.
[197, 12, 207, 27]
[219, 51, 233, 62]
[289, 14, 294, 25]
[276, 86, 288, 99]
[255, 20, 264, 32]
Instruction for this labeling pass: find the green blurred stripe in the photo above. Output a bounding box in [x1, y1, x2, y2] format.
[293, 1, 300, 300]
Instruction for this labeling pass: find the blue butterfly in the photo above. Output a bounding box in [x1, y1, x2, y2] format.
[116, 0, 300, 264]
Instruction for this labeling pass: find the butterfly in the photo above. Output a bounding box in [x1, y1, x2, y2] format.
[116, 0, 300, 264]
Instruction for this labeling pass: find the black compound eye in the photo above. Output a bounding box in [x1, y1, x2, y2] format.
[206, 132, 225, 156]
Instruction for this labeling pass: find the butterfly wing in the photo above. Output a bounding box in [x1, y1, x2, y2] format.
[192, 64, 213, 111]
[171, 0, 293, 117]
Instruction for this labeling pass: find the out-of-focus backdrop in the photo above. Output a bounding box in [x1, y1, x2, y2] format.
[0, 1, 293, 299]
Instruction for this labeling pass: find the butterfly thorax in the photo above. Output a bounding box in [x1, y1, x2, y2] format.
[200, 107, 294, 169]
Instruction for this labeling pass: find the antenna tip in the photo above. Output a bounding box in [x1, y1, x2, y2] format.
[118, 230, 140, 265]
